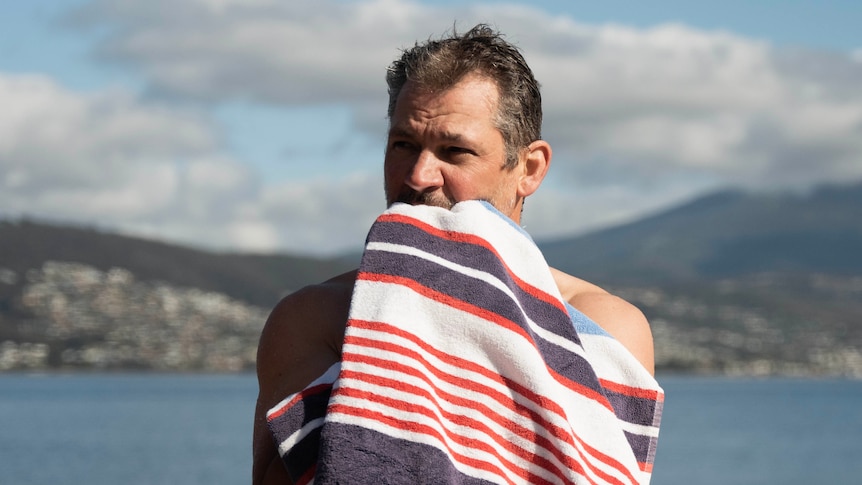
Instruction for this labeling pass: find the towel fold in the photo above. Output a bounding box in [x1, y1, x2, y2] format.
[267, 201, 663, 484]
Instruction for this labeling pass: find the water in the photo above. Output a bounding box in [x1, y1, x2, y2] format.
[0, 374, 256, 485]
[1, 374, 861, 484]
[653, 376, 862, 485]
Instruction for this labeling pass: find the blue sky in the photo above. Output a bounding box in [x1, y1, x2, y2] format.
[2, 0, 861, 255]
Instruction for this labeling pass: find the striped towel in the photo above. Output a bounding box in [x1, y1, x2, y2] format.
[267, 201, 664, 484]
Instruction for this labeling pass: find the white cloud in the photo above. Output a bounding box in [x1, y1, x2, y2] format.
[0, 74, 263, 251]
[256, 172, 384, 254]
[0, 72, 384, 254]
[521, 21, 862, 189]
[69, 0, 423, 106]
[5, 0, 858, 255]
[0, 74, 210, 217]
[68, 0, 862, 190]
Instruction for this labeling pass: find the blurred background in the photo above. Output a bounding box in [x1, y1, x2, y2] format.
[1, 1, 861, 484]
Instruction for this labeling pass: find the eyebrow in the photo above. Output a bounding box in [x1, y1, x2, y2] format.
[388, 125, 468, 144]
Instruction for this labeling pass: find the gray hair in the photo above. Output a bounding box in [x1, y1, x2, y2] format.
[386, 24, 543, 168]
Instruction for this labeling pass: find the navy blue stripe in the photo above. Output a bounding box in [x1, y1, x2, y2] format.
[623, 430, 660, 465]
[268, 386, 332, 437]
[283, 426, 323, 482]
[267, 387, 331, 479]
[368, 219, 514, 281]
[365, 220, 581, 346]
[317, 423, 503, 485]
[603, 386, 663, 427]
[360, 246, 604, 401]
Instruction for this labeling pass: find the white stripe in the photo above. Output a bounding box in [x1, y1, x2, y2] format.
[359, 244, 589, 360]
[347, 281, 637, 460]
[348, 280, 620, 420]
[337, 360, 573, 479]
[346, 323, 572, 428]
[267, 362, 340, 419]
[580, 333, 659, 389]
[347, 281, 573, 405]
[334, 201, 662, 483]
[343, 323, 639, 485]
[385, 201, 558, 294]
[619, 419, 662, 439]
[328, 391, 565, 484]
[277, 417, 325, 458]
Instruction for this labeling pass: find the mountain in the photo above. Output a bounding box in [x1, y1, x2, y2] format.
[0, 221, 354, 372]
[5, 181, 858, 305]
[539, 182, 862, 377]
[0, 219, 355, 309]
[1, 182, 860, 376]
[540, 182, 862, 284]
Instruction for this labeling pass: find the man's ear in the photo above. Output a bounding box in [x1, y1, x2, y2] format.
[516, 140, 552, 198]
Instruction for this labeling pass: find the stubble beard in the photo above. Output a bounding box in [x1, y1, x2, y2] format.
[389, 187, 456, 209]
[386, 184, 519, 219]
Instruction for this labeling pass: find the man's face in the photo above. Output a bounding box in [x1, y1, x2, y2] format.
[384, 74, 522, 221]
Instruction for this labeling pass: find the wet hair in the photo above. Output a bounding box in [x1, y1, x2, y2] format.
[386, 24, 542, 169]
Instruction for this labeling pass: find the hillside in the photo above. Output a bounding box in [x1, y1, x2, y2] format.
[540, 182, 862, 284]
[0, 219, 354, 309]
[0, 221, 353, 372]
[538, 182, 862, 377]
[1, 182, 860, 376]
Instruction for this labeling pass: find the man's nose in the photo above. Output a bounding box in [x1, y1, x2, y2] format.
[405, 150, 444, 192]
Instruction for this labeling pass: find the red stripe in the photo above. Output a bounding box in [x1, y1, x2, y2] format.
[349, 317, 567, 419]
[343, 323, 639, 485]
[550, 366, 615, 413]
[328, 397, 555, 485]
[339, 362, 578, 483]
[338, 357, 639, 485]
[358, 270, 523, 335]
[375, 213, 567, 314]
[343, 335, 573, 443]
[267, 382, 332, 422]
[600, 378, 665, 402]
[295, 463, 315, 485]
[356, 272, 616, 415]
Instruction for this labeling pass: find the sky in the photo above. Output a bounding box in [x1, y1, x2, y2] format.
[2, 0, 861, 257]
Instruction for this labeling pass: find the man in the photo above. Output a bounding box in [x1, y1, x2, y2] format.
[253, 24, 656, 484]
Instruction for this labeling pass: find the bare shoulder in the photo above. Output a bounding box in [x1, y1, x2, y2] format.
[253, 269, 356, 485]
[256, 269, 356, 391]
[549, 267, 655, 375]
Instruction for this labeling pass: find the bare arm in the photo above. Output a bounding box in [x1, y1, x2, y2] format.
[252, 296, 298, 485]
[252, 275, 353, 485]
[550, 268, 655, 375]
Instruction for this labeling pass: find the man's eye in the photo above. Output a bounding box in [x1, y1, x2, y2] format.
[448, 146, 472, 155]
[391, 141, 413, 151]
